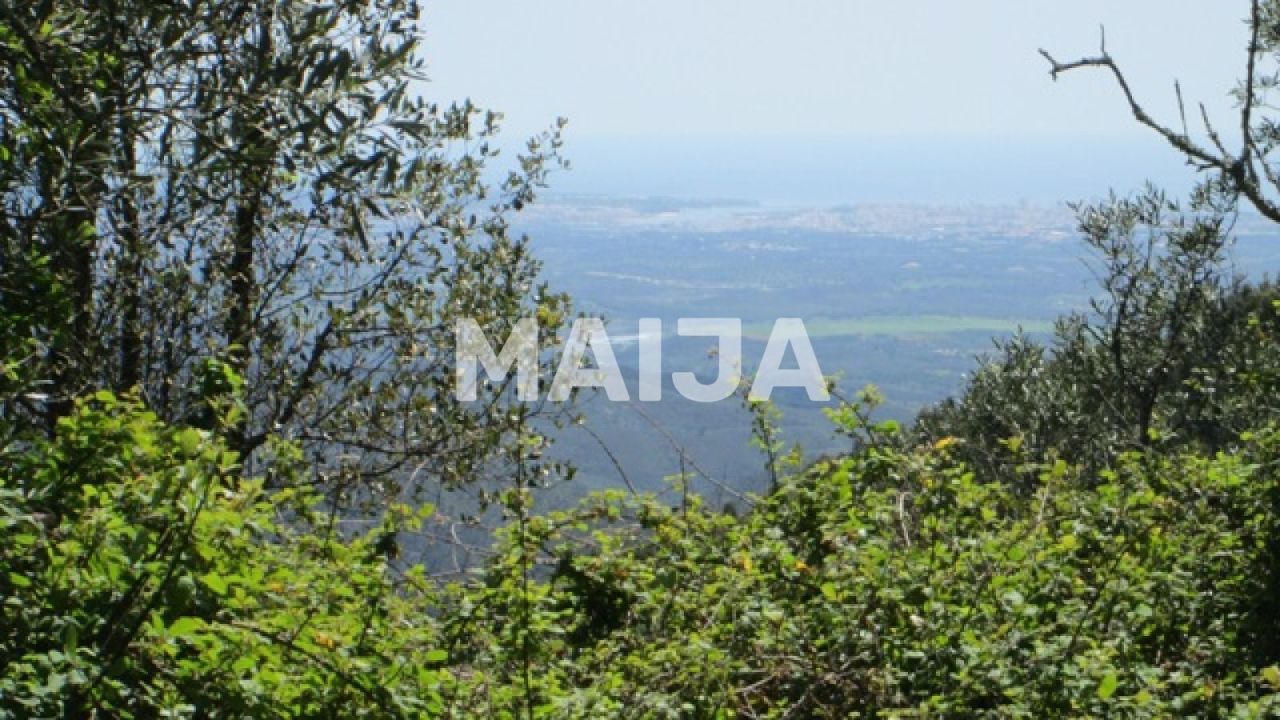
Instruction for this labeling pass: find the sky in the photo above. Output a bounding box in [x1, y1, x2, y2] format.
[421, 2, 1254, 203]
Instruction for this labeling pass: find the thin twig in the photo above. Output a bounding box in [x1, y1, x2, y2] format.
[1040, 15, 1280, 224]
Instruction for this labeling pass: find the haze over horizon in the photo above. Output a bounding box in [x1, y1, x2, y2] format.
[520, 134, 1204, 206]
[424, 1, 1253, 204]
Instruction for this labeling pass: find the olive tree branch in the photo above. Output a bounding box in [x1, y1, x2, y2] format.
[1039, 12, 1280, 224]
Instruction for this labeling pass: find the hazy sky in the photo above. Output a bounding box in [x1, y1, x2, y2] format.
[421, 2, 1254, 202]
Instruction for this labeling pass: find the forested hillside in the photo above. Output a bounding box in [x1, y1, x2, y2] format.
[4, 0, 1280, 718]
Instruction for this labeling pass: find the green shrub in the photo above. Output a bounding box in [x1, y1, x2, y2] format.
[0, 393, 450, 718]
[462, 421, 1280, 718]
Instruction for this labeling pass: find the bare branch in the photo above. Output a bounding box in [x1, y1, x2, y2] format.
[1243, 0, 1262, 162]
[1176, 81, 1189, 138]
[1201, 103, 1230, 157]
[1040, 21, 1280, 225]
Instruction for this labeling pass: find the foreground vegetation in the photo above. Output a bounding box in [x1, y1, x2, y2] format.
[4, 378, 1280, 717]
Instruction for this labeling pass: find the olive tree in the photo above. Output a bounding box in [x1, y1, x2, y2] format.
[916, 3, 1280, 480]
[0, 0, 570, 501]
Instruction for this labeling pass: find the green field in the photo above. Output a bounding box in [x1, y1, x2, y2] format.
[743, 315, 1055, 339]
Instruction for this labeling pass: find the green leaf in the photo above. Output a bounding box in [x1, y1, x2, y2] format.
[200, 572, 229, 596]
[174, 428, 203, 457]
[819, 582, 839, 602]
[167, 617, 205, 638]
[1097, 672, 1118, 700]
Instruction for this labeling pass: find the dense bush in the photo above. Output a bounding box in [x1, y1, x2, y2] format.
[10, 387, 1280, 718]
[0, 393, 451, 718]
[449, 411, 1280, 718]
